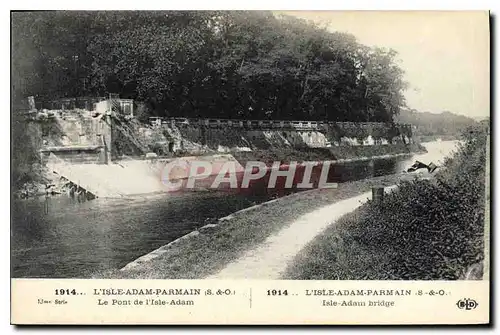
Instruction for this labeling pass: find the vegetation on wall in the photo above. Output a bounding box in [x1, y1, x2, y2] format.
[11, 113, 48, 191]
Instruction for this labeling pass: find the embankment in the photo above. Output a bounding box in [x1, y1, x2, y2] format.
[231, 143, 425, 166]
[131, 118, 426, 170]
[415, 135, 459, 143]
[14, 111, 425, 198]
[137, 118, 417, 156]
[283, 126, 488, 280]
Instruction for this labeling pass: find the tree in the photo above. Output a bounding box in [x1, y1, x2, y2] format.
[12, 11, 409, 122]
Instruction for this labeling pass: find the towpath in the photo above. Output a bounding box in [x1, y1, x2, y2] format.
[207, 186, 397, 279]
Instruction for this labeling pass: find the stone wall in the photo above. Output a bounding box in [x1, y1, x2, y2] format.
[24, 112, 415, 163]
[140, 118, 414, 156]
[25, 110, 112, 164]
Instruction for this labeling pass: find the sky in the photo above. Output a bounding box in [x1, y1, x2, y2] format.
[281, 11, 490, 119]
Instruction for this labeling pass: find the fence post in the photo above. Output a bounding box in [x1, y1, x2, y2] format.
[372, 187, 385, 203]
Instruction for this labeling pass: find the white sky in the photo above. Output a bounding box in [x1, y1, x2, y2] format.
[281, 11, 490, 118]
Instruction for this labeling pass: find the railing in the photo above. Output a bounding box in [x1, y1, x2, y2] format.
[149, 117, 412, 131]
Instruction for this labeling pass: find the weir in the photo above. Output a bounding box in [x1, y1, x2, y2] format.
[47, 152, 248, 198]
[47, 153, 124, 198]
[47, 152, 188, 197]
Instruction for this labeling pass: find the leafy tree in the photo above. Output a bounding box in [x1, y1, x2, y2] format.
[12, 10, 409, 122]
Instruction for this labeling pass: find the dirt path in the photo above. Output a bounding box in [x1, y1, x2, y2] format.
[208, 186, 396, 279]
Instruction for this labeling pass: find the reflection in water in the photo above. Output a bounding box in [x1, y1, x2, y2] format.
[11, 141, 460, 278]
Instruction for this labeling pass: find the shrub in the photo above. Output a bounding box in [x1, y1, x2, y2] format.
[286, 123, 488, 280]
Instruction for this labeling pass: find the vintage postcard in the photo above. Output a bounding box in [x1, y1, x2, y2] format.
[10, 9, 490, 325]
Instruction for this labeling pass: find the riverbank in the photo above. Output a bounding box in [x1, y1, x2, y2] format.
[284, 126, 488, 280]
[12, 164, 58, 199]
[14, 142, 426, 200]
[96, 170, 425, 279]
[415, 135, 458, 143]
[232, 143, 426, 166]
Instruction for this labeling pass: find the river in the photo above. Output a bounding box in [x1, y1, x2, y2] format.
[11, 140, 460, 278]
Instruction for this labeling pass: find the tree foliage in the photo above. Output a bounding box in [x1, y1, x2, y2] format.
[12, 11, 408, 122]
[396, 109, 479, 139]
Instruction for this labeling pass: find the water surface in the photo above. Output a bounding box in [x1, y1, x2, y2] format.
[11, 141, 460, 278]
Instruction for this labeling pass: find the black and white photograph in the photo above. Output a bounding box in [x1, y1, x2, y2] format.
[11, 9, 490, 287]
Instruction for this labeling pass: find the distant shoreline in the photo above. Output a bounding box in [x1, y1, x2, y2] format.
[415, 135, 459, 143]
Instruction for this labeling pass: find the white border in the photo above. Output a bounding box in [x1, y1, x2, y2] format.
[0, 1, 495, 10]
[2, 1, 496, 332]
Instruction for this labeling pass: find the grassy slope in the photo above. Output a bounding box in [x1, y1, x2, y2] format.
[284, 126, 488, 280]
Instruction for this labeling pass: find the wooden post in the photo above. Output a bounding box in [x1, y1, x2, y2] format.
[28, 96, 36, 111]
[102, 114, 112, 165]
[372, 187, 385, 203]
